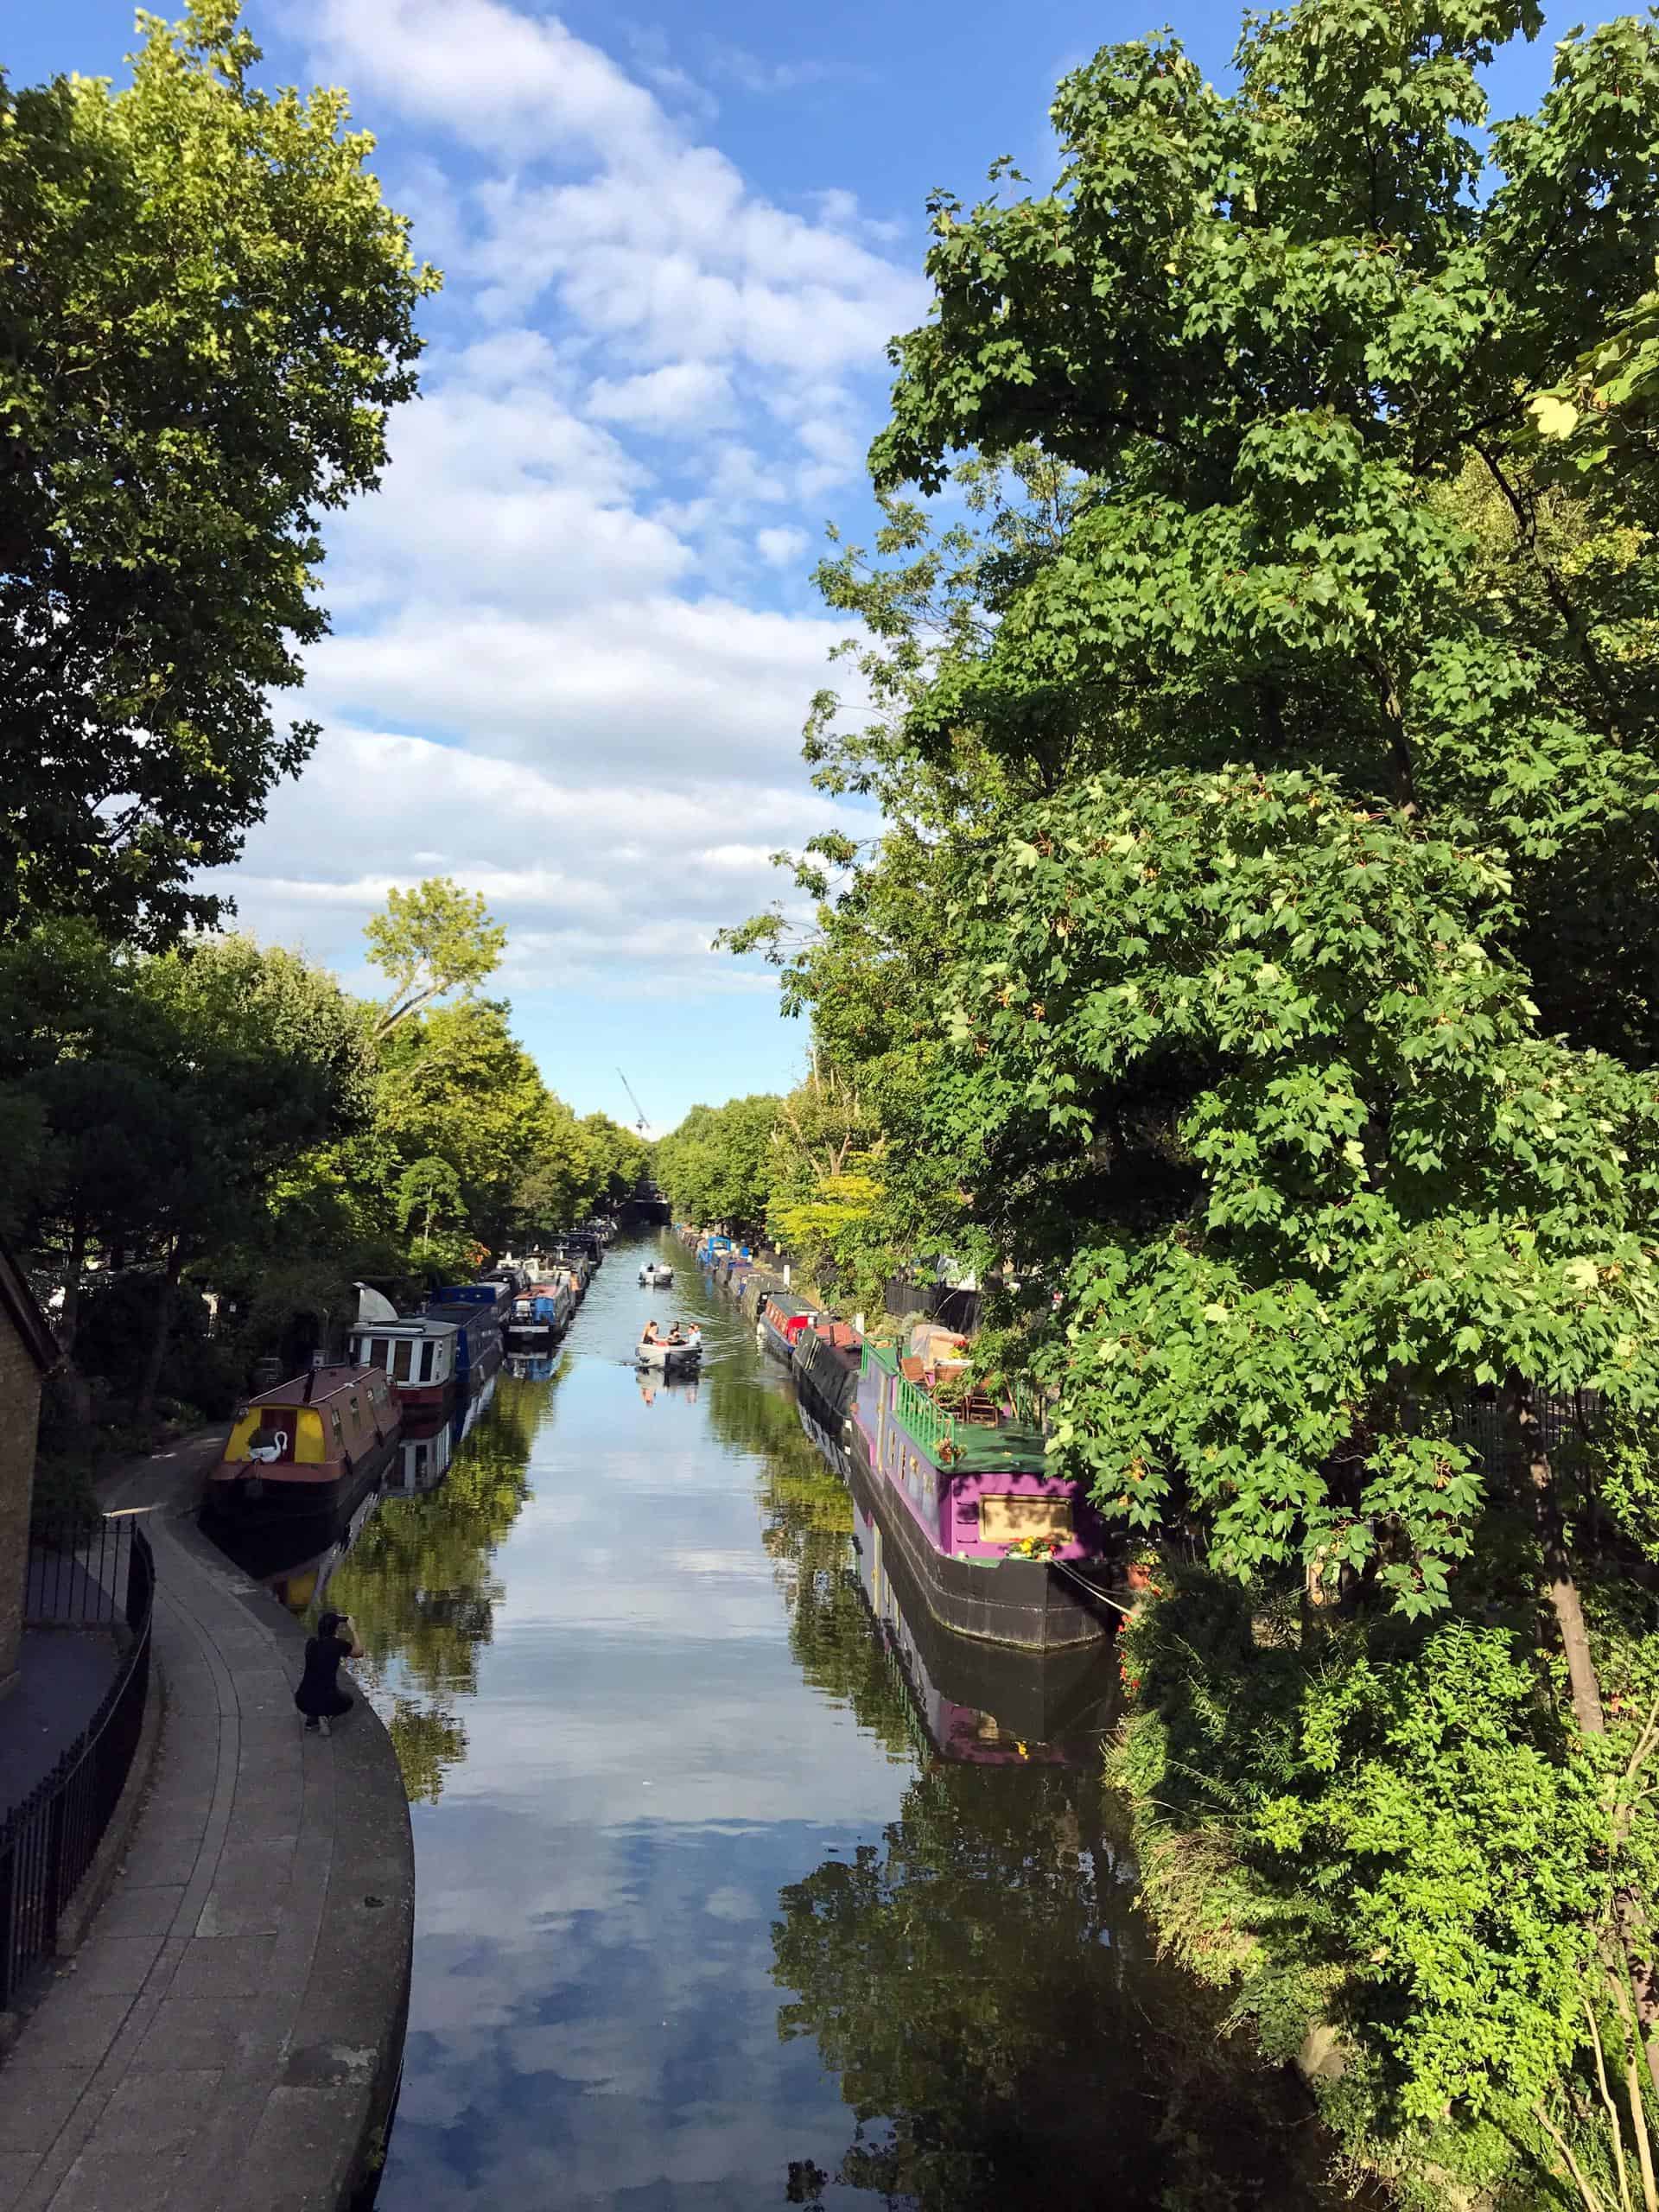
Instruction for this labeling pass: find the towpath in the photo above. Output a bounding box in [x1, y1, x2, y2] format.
[0, 1433, 411, 2212]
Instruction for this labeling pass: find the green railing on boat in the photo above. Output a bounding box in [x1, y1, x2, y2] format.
[860, 1340, 957, 1455]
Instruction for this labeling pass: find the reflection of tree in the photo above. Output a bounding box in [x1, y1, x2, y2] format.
[327, 1370, 550, 1802]
[773, 1717, 1349, 2211]
[387, 1700, 467, 1805]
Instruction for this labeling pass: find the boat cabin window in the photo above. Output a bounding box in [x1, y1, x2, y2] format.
[330, 1409, 343, 1442]
[980, 1497, 1073, 1545]
[349, 1394, 361, 1425]
[419, 1341, 435, 1382]
[393, 1338, 413, 1382]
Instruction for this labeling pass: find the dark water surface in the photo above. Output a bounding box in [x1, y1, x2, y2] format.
[299, 1236, 1344, 2212]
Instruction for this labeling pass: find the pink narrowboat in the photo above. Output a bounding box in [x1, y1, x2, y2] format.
[850, 1339, 1116, 1649]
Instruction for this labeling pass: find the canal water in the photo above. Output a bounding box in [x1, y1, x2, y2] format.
[283, 1237, 1347, 2211]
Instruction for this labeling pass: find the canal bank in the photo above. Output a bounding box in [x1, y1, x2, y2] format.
[0, 1434, 411, 2212]
[310, 1232, 1354, 2210]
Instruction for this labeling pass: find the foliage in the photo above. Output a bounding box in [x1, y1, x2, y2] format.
[1114, 1573, 1659, 2207]
[365, 876, 506, 1038]
[3, 883, 618, 1417]
[0, 1, 438, 943]
[655, 1093, 783, 1231]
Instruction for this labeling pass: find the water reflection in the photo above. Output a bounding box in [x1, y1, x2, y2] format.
[241, 1240, 1351, 2209]
[315, 1369, 555, 1802]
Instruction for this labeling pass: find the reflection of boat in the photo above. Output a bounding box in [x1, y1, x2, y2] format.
[635, 1336, 702, 1372]
[389, 1368, 497, 1494]
[639, 1261, 674, 1287]
[850, 1452, 1116, 1762]
[508, 1351, 558, 1382]
[797, 1398, 850, 1482]
[202, 1364, 401, 1529]
[851, 1340, 1116, 1649]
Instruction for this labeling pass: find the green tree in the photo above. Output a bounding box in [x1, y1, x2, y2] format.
[0, 2, 438, 943]
[655, 1094, 783, 1233]
[365, 876, 506, 1039]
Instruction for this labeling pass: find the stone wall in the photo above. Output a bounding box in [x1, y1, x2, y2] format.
[0, 1303, 43, 1698]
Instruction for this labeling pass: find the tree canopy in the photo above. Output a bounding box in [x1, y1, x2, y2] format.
[0, 0, 439, 944]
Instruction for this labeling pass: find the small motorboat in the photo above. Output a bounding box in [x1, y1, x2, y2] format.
[639, 1262, 675, 1287]
[636, 1333, 702, 1371]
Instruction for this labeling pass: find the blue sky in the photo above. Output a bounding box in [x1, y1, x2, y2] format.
[13, 0, 1576, 1134]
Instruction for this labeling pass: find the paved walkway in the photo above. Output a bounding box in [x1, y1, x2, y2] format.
[0, 1437, 413, 2212]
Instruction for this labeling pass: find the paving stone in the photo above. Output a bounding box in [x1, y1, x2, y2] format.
[40, 2147, 191, 2212]
[236, 2087, 358, 2212]
[0, 2152, 43, 2210]
[90, 1885, 185, 1940]
[10, 1999, 132, 2070]
[195, 1883, 293, 1939]
[0, 2069, 92, 2155]
[93, 2071, 220, 2153]
[124, 1995, 269, 2074]
[60, 1937, 164, 1997]
[166, 1936, 278, 2000]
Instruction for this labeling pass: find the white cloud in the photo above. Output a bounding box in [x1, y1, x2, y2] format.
[586, 361, 734, 434]
[754, 525, 809, 570]
[205, 727, 854, 999]
[251, 0, 909, 1034]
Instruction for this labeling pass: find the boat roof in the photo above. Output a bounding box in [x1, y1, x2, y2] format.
[245, 1364, 385, 1411]
[351, 1315, 458, 1339]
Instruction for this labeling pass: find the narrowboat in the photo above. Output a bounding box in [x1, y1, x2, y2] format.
[850, 1339, 1116, 1649]
[756, 1294, 812, 1364]
[852, 1466, 1117, 1760]
[505, 1280, 573, 1344]
[423, 1294, 504, 1389]
[346, 1314, 460, 1416]
[791, 1319, 861, 1449]
[202, 1363, 401, 1529]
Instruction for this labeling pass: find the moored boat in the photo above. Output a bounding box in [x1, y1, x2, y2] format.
[505, 1280, 573, 1343]
[757, 1294, 812, 1364]
[791, 1318, 861, 1446]
[202, 1363, 401, 1529]
[851, 1463, 1116, 1762]
[423, 1291, 504, 1391]
[850, 1338, 1116, 1650]
[346, 1312, 460, 1417]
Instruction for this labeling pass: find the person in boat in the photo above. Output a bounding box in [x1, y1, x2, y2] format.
[684, 1324, 702, 1352]
[664, 1322, 685, 1345]
[295, 1609, 362, 1735]
[642, 1319, 659, 1343]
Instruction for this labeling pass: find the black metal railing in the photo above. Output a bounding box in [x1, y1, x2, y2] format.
[2, 1522, 155, 2006]
[24, 1513, 144, 1628]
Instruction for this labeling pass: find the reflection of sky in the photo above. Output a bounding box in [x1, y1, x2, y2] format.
[374, 1249, 925, 2206]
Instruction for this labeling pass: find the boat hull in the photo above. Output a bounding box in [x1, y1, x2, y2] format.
[635, 1342, 701, 1371]
[791, 1329, 858, 1441]
[849, 1426, 1116, 1651]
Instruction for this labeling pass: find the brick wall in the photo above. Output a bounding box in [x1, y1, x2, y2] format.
[0, 1308, 42, 1698]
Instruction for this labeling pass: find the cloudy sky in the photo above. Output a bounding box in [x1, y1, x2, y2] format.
[17, 1, 1568, 1132]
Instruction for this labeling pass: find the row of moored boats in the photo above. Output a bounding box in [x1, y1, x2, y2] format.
[202, 1223, 617, 1529]
[686, 1227, 1122, 1652]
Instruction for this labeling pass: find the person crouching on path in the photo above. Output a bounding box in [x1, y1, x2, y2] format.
[296, 1609, 362, 1736]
